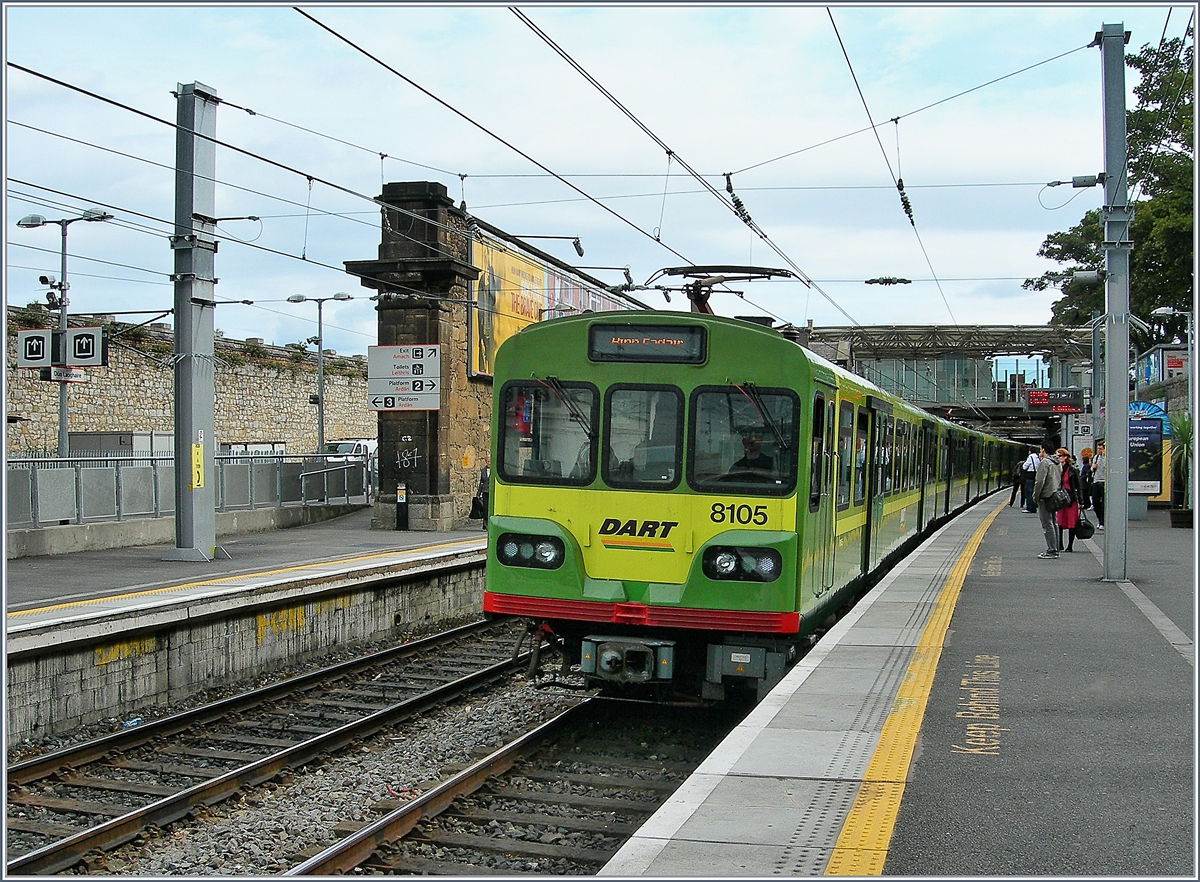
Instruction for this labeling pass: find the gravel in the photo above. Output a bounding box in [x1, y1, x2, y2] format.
[72, 678, 582, 875]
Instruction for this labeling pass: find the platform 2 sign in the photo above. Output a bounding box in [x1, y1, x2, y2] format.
[1128, 418, 1163, 495]
[367, 345, 441, 411]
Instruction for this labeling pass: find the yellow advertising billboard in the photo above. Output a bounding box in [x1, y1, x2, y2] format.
[470, 235, 630, 376]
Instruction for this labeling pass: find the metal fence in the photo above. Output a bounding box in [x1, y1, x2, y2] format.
[6, 453, 377, 530]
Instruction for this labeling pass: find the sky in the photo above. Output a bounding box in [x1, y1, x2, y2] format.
[4, 2, 1194, 359]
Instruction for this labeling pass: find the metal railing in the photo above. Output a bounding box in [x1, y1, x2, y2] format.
[6, 453, 377, 531]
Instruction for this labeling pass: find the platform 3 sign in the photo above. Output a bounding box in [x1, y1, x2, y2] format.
[367, 345, 441, 411]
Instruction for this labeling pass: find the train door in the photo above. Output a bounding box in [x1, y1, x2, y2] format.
[917, 421, 933, 530]
[808, 386, 836, 596]
[861, 397, 890, 574]
[942, 432, 953, 517]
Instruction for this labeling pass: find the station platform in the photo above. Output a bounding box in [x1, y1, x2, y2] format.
[602, 498, 1195, 877]
[5, 508, 486, 634]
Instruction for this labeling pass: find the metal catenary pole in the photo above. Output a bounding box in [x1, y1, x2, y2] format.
[165, 81, 229, 562]
[1098, 23, 1131, 582]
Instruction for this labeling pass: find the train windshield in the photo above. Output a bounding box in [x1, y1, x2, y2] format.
[498, 380, 598, 485]
[603, 385, 683, 489]
[689, 385, 799, 495]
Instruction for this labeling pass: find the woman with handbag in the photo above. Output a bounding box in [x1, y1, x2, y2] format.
[1054, 448, 1083, 552]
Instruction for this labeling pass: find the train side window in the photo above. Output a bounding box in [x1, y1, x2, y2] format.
[688, 385, 799, 496]
[602, 385, 683, 490]
[497, 379, 598, 486]
[853, 409, 869, 505]
[836, 401, 853, 509]
[809, 393, 825, 511]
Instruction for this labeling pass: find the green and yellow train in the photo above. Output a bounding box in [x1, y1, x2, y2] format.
[483, 312, 1022, 701]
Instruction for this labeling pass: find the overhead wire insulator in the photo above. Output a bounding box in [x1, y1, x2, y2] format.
[896, 178, 915, 226]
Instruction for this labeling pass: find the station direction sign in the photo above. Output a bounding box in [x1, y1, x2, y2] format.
[367, 344, 441, 411]
[17, 329, 53, 368]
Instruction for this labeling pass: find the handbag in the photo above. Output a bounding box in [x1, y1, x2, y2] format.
[1075, 510, 1095, 540]
[468, 495, 485, 519]
[1047, 488, 1072, 512]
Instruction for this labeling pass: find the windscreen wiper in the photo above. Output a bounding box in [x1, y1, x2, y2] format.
[738, 382, 789, 450]
[540, 376, 596, 440]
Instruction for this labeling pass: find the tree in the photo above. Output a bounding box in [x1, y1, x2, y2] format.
[1024, 28, 1194, 346]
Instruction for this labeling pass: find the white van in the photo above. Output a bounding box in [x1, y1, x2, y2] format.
[319, 438, 378, 459]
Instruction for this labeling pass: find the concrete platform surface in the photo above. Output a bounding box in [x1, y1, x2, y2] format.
[601, 500, 1195, 877]
[5, 508, 485, 613]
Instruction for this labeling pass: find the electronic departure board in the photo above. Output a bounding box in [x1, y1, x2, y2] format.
[1025, 388, 1085, 414]
[588, 325, 706, 363]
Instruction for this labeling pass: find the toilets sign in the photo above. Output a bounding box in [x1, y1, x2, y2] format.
[367, 345, 441, 411]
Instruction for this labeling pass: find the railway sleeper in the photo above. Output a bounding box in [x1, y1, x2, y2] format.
[483, 786, 658, 813]
[409, 828, 617, 863]
[448, 805, 641, 836]
[516, 768, 681, 792]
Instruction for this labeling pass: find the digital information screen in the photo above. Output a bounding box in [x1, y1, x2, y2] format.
[588, 325, 706, 363]
[1025, 388, 1085, 414]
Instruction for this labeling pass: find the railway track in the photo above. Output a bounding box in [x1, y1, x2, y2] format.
[290, 696, 744, 875]
[6, 618, 530, 875]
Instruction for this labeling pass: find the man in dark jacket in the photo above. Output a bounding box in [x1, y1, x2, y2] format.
[1033, 439, 1061, 559]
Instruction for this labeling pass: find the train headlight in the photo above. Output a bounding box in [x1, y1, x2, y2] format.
[535, 540, 563, 566]
[497, 533, 565, 570]
[702, 546, 782, 583]
[713, 551, 739, 575]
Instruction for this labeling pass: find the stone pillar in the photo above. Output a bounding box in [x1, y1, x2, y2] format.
[345, 181, 481, 531]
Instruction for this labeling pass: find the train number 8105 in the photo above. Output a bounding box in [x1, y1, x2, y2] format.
[710, 502, 769, 525]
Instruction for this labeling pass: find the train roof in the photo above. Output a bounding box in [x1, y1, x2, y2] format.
[510, 311, 1016, 444]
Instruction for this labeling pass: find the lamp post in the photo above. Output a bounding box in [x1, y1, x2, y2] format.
[15, 209, 113, 457]
[287, 292, 352, 451]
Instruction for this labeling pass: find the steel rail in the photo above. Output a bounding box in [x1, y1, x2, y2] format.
[7, 618, 499, 785]
[7, 635, 532, 875]
[287, 699, 594, 875]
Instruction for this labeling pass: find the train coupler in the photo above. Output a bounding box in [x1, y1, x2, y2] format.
[580, 636, 675, 684]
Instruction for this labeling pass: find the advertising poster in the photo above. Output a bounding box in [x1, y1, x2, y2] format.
[1128, 417, 1163, 495]
[469, 236, 630, 377]
[471, 238, 545, 377]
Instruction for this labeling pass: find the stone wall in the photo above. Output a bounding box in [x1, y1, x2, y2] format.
[6, 555, 485, 742]
[6, 308, 377, 455]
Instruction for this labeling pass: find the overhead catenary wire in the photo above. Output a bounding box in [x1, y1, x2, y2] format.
[293, 7, 697, 269]
[826, 8, 961, 332]
[731, 41, 1094, 176]
[8, 179, 638, 341]
[509, 6, 859, 327]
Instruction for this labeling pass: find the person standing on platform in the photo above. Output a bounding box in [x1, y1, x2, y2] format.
[1033, 440, 1062, 559]
[1091, 439, 1106, 530]
[1021, 446, 1041, 512]
[1009, 458, 1024, 506]
[1055, 448, 1083, 552]
[1079, 447, 1094, 510]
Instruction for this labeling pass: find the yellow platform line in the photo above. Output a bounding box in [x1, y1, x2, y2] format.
[824, 496, 1006, 875]
[7, 538, 485, 619]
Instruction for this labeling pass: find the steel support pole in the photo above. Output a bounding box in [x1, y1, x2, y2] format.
[57, 222, 69, 457]
[317, 300, 326, 451]
[1099, 23, 1131, 581]
[165, 81, 229, 562]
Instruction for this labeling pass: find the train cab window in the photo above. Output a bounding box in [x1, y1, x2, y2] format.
[497, 379, 598, 486]
[603, 386, 683, 489]
[836, 402, 853, 509]
[688, 385, 798, 496]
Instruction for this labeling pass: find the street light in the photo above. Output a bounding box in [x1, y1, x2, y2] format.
[15, 209, 114, 457]
[287, 292, 353, 451]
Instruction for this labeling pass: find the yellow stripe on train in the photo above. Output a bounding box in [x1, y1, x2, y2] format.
[494, 483, 797, 583]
